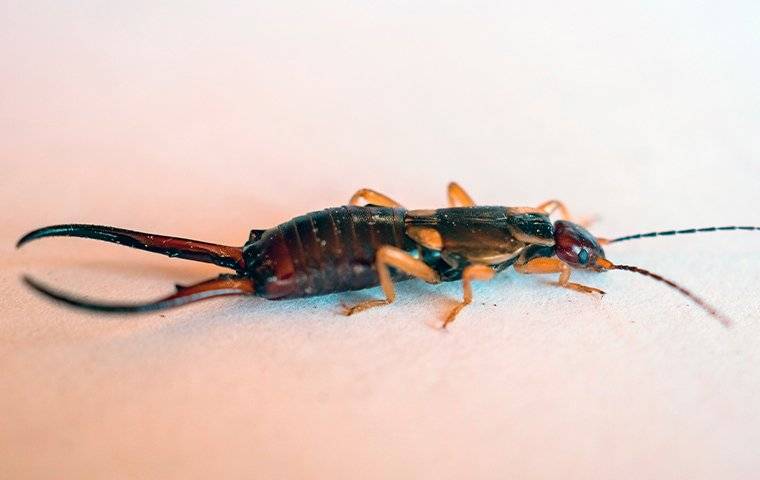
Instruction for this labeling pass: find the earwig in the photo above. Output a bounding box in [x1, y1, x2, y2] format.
[17, 183, 758, 328]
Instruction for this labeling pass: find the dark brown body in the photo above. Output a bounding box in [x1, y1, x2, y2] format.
[244, 205, 556, 300]
[17, 204, 556, 310]
[244, 206, 416, 299]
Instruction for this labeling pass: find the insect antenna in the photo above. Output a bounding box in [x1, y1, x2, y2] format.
[605, 225, 759, 244]
[608, 263, 731, 327]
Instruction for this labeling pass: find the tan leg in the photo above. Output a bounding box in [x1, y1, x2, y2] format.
[447, 182, 476, 207]
[537, 199, 596, 228]
[514, 257, 605, 295]
[349, 188, 403, 207]
[442, 264, 495, 328]
[537, 199, 571, 219]
[343, 245, 440, 315]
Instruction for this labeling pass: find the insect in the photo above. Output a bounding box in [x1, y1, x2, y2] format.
[17, 183, 758, 328]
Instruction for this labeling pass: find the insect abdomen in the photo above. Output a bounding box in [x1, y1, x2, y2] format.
[244, 206, 414, 299]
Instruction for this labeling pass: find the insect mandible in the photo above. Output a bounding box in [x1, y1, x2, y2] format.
[17, 182, 758, 328]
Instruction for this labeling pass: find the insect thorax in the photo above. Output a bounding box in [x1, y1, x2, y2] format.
[404, 206, 555, 270]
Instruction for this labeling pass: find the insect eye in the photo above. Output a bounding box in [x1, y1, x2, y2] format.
[577, 248, 589, 265]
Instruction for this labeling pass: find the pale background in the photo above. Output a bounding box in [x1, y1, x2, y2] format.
[2, 1, 760, 479]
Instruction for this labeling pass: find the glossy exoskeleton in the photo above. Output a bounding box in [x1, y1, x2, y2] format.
[18, 183, 758, 327]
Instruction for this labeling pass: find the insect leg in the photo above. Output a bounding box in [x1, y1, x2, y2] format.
[349, 189, 403, 207]
[447, 182, 476, 207]
[536, 200, 596, 228]
[442, 264, 495, 328]
[514, 257, 605, 295]
[537, 199, 571, 219]
[343, 246, 440, 315]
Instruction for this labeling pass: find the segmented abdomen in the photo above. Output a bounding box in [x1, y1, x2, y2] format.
[243, 206, 414, 299]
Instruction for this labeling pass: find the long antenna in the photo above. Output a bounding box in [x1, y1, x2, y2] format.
[606, 225, 759, 244]
[610, 263, 731, 327]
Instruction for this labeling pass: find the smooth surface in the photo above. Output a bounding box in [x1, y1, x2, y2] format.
[2, 2, 760, 479]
